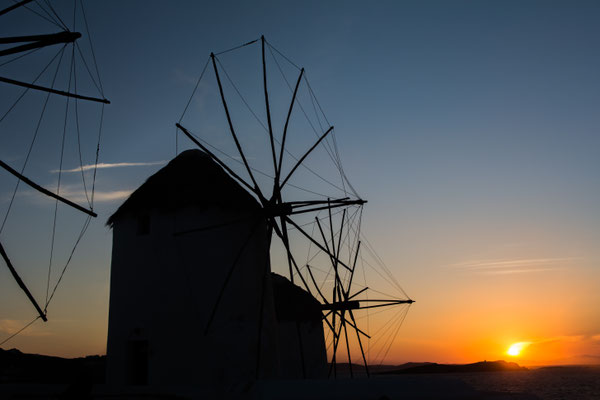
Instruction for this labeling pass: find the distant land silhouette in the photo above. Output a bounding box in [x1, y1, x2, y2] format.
[0, 348, 105, 384]
[378, 360, 528, 374]
[2, 347, 529, 384]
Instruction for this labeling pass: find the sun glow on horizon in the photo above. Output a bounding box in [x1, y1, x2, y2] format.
[507, 342, 531, 357]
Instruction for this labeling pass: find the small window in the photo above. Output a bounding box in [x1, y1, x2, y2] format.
[137, 214, 150, 235]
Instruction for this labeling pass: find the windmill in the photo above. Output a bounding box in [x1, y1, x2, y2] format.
[174, 36, 414, 377]
[0, 0, 108, 337]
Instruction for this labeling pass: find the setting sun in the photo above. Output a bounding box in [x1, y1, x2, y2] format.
[507, 342, 531, 357]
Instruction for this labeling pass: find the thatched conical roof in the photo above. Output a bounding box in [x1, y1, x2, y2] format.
[271, 272, 322, 322]
[107, 149, 260, 226]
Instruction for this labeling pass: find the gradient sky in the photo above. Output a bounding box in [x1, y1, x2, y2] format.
[1, 0, 599, 366]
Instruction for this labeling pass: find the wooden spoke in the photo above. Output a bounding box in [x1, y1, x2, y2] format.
[0, 240, 47, 321]
[210, 53, 263, 200]
[345, 241, 361, 299]
[0, 32, 80, 45]
[0, 159, 97, 217]
[261, 36, 278, 178]
[0, 0, 35, 17]
[305, 264, 329, 304]
[347, 308, 370, 377]
[276, 67, 304, 186]
[287, 199, 366, 216]
[176, 123, 257, 196]
[348, 286, 368, 300]
[279, 126, 334, 190]
[0, 76, 109, 103]
[285, 216, 352, 272]
[270, 219, 313, 295]
[342, 316, 353, 378]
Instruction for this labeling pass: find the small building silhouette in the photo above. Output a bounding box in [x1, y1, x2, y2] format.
[106, 149, 326, 390]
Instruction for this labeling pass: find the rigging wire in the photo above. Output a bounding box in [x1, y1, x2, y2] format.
[304, 75, 360, 198]
[214, 38, 259, 56]
[265, 42, 341, 171]
[265, 42, 344, 184]
[0, 43, 67, 124]
[45, 42, 75, 308]
[292, 205, 361, 283]
[0, 47, 42, 68]
[178, 56, 210, 123]
[79, 0, 104, 96]
[40, 0, 68, 31]
[264, 38, 300, 70]
[367, 305, 406, 358]
[0, 44, 68, 234]
[13, 0, 63, 28]
[0, 316, 40, 347]
[89, 103, 104, 207]
[346, 219, 410, 298]
[45, 214, 92, 309]
[185, 128, 332, 198]
[377, 305, 411, 366]
[74, 42, 102, 95]
[72, 38, 92, 209]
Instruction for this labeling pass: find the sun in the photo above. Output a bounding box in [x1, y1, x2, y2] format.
[507, 342, 531, 357]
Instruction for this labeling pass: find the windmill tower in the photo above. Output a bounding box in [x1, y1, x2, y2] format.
[106, 149, 328, 388]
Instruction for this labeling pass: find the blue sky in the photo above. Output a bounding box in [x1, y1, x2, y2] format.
[1, 1, 599, 363]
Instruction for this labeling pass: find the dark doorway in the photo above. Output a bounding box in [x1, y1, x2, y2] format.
[129, 339, 148, 385]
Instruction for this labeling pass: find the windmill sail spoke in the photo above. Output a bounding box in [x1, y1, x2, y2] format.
[0, 76, 109, 103]
[347, 308, 370, 377]
[0, 31, 81, 57]
[345, 240, 361, 298]
[348, 286, 368, 300]
[0, 240, 47, 321]
[287, 199, 366, 216]
[270, 219, 312, 295]
[328, 313, 345, 378]
[260, 36, 278, 179]
[279, 126, 334, 190]
[276, 67, 304, 187]
[285, 216, 352, 272]
[330, 310, 370, 339]
[210, 53, 264, 200]
[0, 0, 35, 17]
[305, 264, 329, 304]
[322, 312, 337, 338]
[176, 123, 257, 196]
[0, 159, 97, 217]
[354, 299, 414, 311]
[342, 318, 353, 377]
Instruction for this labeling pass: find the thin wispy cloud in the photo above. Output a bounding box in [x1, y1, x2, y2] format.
[0, 319, 50, 338]
[60, 189, 133, 204]
[482, 267, 565, 275]
[449, 257, 579, 275]
[18, 187, 133, 204]
[51, 161, 166, 173]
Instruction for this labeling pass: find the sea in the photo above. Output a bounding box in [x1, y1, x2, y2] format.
[445, 365, 600, 400]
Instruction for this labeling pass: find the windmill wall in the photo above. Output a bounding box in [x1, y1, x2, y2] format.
[272, 273, 328, 379]
[106, 150, 279, 389]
